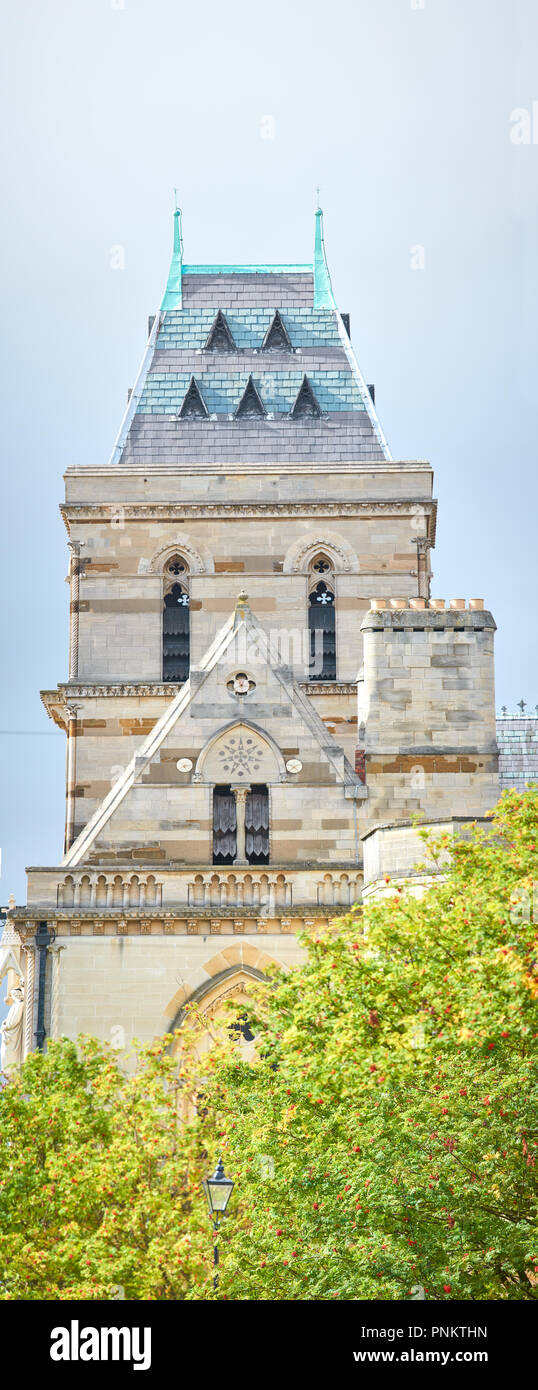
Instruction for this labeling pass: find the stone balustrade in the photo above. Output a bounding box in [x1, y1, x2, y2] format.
[58, 873, 163, 909]
[27, 866, 364, 915]
[316, 872, 362, 906]
[188, 872, 292, 910]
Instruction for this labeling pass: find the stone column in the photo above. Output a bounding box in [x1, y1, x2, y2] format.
[417, 539, 431, 599]
[49, 945, 65, 1041]
[23, 945, 35, 1059]
[34, 922, 55, 1051]
[64, 703, 79, 854]
[67, 541, 83, 680]
[232, 785, 251, 864]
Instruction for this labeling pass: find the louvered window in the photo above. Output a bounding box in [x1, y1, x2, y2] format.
[245, 784, 269, 864]
[308, 580, 336, 681]
[163, 582, 190, 682]
[213, 785, 237, 864]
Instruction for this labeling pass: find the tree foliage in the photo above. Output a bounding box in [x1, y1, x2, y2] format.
[213, 788, 538, 1300]
[1, 789, 537, 1300]
[0, 1031, 214, 1299]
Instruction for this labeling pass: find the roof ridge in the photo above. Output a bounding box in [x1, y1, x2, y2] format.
[183, 264, 313, 274]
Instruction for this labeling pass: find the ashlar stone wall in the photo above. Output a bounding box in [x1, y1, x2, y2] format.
[358, 603, 499, 822]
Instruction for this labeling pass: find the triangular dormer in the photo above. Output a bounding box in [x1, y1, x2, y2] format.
[178, 376, 209, 419]
[290, 374, 321, 419]
[204, 310, 236, 352]
[261, 309, 292, 352]
[234, 375, 266, 419]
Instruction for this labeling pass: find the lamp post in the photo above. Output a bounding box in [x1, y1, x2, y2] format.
[202, 1157, 234, 1293]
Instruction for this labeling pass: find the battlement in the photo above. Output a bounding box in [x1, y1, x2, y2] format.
[363, 598, 495, 627]
[369, 597, 485, 610]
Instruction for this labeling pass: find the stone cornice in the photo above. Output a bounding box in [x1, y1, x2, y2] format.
[13, 907, 342, 920]
[23, 861, 359, 876]
[65, 462, 432, 478]
[42, 682, 182, 705]
[11, 904, 354, 937]
[41, 681, 356, 710]
[361, 609, 496, 633]
[61, 499, 436, 525]
[41, 684, 184, 728]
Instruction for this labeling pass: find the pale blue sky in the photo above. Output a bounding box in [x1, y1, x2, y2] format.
[1, 0, 537, 904]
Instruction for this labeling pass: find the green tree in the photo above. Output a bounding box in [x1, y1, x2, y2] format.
[212, 788, 538, 1300]
[0, 1029, 217, 1300]
[1, 789, 537, 1301]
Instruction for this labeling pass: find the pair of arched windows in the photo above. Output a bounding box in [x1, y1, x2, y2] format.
[161, 550, 337, 684]
[213, 783, 269, 865]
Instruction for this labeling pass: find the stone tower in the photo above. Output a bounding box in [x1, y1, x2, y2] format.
[5, 208, 499, 1056]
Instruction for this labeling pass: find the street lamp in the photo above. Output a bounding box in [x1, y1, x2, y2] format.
[202, 1157, 234, 1292]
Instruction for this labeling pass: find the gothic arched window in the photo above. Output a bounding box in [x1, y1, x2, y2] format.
[163, 555, 190, 682]
[212, 782, 269, 865]
[308, 555, 336, 681]
[245, 784, 269, 864]
[213, 785, 237, 864]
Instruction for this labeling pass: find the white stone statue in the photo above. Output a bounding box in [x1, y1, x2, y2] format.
[1, 981, 24, 1077]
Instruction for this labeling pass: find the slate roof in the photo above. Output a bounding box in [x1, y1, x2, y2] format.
[110, 210, 391, 467]
[496, 714, 538, 793]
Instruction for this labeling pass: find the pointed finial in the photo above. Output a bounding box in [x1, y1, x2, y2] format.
[236, 589, 248, 609]
[173, 205, 183, 254]
[174, 186, 179, 212]
[313, 205, 335, 309]
[316, 185, 321, 211]
[161, 204, 184, 310]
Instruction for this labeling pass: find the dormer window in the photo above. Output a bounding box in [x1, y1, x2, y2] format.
[261, 310, 292, 352]
[234, 375, 266, 419]
[204, 310, 236, 352]
[178, 376, 208, 419]
[290, 374, 321, 419]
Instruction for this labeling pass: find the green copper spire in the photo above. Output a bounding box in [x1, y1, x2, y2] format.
[313, 206, 336, 310]
[161, 207, 183, 310]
